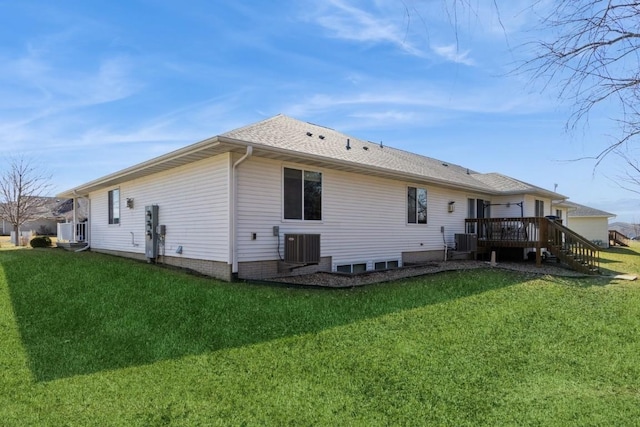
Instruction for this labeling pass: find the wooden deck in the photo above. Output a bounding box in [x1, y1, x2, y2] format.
[609, 230, 630, 247]
[465, 217, 600, 274]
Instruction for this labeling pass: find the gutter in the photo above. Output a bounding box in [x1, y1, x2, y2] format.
[230, 146, 253, 276]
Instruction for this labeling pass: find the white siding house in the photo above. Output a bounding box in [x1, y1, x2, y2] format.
[58, 114, 595, 281]
[565, 202, 615, 248]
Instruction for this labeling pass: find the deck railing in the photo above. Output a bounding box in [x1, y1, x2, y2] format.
[609, 230, 630, 247]
[464, 217, 600, 274]
[465, 217, 542, 245]
[546, 220, 600, 274]
[57, 221, 88, 243]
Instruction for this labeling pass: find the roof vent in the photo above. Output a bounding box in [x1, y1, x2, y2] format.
[442, 163, 449, 167]
[380, 141, 383, 148]
[306, 132, 313, 137]
[318, 135, 325, 139]
[363, 146, 369, 151]
[346, 138, 351, 150]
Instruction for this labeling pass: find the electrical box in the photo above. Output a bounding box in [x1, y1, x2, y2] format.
[156, 224, 166, 235]
[145, 205, 159, 260]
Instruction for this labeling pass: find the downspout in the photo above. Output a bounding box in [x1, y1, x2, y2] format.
[230, 146, 253, 277]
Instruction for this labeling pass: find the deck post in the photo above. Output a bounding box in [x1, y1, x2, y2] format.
[536, 217, 547, 267]
[72, 197, 77, 243]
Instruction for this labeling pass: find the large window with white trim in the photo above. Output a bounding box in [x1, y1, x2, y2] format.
[284, 167, 322, 220]
[407, 186, 427, 224]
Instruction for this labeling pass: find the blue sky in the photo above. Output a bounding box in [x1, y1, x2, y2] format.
[1, 0, 638, 222]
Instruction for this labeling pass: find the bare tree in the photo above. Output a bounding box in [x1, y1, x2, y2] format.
[526, 1, 640, 165]
[418, 1, 640, 187]
[0, 157, 53, 245]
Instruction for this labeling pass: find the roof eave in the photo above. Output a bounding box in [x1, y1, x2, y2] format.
[217, 136, 494, 194]
[57, 137, 223, 197]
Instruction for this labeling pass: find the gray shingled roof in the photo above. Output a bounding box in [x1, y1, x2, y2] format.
[223, 114, 562, 197]
[59, 114, 567, 199]
[566, 201, 615, 218]
[471, 173, 556, 195]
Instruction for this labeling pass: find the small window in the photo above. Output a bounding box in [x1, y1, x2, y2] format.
[336, 265, 351, 273]
[375, 260, 400, 270]
[336, 263, 369, 274]
[556, 209, 562, 219]
[108, 188, 120, 225]
[352, 263, 367, 274]
[408, 186, 427, 224]
[535, 200, 545, 217]
[284, 167, 322, 220]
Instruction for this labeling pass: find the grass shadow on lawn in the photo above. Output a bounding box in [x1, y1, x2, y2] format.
[3, 250, 550, 382]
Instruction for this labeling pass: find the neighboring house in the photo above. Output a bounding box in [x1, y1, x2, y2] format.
[565, 201, 616, 248]
[57, 114, 598, 280]
[0, 197, 73, 236]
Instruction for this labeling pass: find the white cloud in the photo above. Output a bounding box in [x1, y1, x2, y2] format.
[432, 44, 475, 66]
[310, 0, 425, 56]
[283, 79, 552, 124]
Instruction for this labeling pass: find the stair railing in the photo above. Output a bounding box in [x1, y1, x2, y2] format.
[546, 219, 600, 274]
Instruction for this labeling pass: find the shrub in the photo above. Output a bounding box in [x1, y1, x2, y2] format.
[30, 236, 52, 248]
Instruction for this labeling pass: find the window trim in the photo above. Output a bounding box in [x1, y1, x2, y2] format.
[407, 185, 428, 225]
[108, 188, 121, 225]
[282, 166, 323, 222]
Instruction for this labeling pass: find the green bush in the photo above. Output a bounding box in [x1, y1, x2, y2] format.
[30, 236, 52, 248]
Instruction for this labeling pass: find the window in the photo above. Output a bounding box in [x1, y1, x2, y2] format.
[466, 198, 489, 233]
[108, 188, 120, 225]
[284, 167, 322, 220]
[408, 186, 427, 224]
[556, 209, 562, 219]
[375, 260, 399, 270]
[336, 263, 371, 273]
[535, 200, 545, 217]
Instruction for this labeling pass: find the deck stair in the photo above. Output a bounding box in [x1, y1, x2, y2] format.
[609, 230, 630, 247]
[546, 220, 600, 274]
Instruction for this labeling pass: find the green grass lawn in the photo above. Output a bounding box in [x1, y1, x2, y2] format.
[1, 246, 639, 426]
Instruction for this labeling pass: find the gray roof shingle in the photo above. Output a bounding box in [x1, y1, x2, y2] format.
[59, 114, 567, 199]
[223, 114, 562, 197]
[565, 201, 615, 218]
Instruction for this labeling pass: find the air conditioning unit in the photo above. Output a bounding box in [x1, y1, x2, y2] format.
[284, 234, 321, 264]
[455, 233, 478, 252]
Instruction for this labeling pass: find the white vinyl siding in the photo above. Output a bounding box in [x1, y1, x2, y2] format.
[567, 217, 610, 247]
[490, 195, 553, 218]
[236, 157, 471, 267]
[89, 153, 230, 261]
